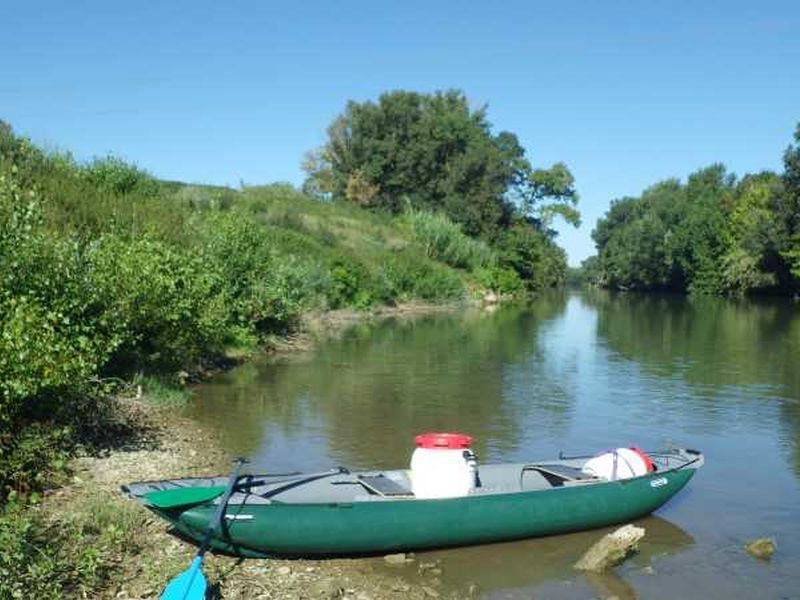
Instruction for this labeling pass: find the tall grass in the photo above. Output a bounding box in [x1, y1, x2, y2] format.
[401, 207, 495, 270]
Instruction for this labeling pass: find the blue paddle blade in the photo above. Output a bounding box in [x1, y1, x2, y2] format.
[161, 556, 207, 600]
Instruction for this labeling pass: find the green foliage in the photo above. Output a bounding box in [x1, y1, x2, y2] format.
[0, 424, 72, 502]
[401, 208, 495, 270]
[590, 132, 800, 296]
[0, 492, 148, 599]
[303, 89, 579, 243]
[81, 156, 160, 197]
[475, 266, 524, 295]
[328, 260, 374, 309]
[780, 126, 800, 279]
[496, 222, 568, 290]
[377, 253, 465, 302]
[577, 256, 602, 286]
[89, 235, 230, 371]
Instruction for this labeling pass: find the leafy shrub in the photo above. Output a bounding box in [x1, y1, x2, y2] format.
[326, 259, 372, 309]
[88, 235, 230, 372]
[475, 266, 524, 295]
[497, 223, 567, 290]
[81, 156, 159, 197]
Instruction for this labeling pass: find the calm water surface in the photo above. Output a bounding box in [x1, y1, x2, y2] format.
[188, 291, 800, 599]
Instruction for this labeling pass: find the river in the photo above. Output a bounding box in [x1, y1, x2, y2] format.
[188, 290, 800, 599]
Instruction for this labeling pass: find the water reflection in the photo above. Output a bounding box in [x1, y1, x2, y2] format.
[583, 290, 800, 395]
[189, 293, 570, 470]
[582, 290, 800, 475]
[384, 516, 693, 598]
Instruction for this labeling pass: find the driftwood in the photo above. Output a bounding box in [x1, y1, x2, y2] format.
[574, 524, 646, 572]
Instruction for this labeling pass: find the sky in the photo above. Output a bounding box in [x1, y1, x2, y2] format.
[2, 1, 799, 265]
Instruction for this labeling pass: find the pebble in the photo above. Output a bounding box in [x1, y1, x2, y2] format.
[277, 565, 292, 576]
[422, 586, 440, 598]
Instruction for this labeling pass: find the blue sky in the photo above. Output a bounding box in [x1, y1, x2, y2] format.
[2, 1, 799, 265]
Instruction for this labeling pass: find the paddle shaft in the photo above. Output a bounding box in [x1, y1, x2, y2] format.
[160, 459, 248, 600]
[197, 458, 247, 558]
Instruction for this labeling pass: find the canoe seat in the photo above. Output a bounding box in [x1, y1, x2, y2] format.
[357, 474, 415, 498]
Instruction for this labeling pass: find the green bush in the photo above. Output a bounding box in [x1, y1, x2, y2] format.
[328, 259, 374, 309]
[81, 156, 159, 197]
[475, 266, 524, 295]
[497, 223, 567, 290]
[88, 235, 230, 372]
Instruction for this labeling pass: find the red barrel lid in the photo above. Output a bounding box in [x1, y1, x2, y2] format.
[415, 432, 473, 449]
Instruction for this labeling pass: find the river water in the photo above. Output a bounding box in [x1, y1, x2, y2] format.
[188, 291, 800, 599]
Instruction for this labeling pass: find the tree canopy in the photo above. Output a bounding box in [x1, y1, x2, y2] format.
[588, 123, 800, 295]
[303, 89, 578, 242]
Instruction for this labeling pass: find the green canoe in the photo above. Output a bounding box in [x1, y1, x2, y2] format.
[122, 448, 703, 558]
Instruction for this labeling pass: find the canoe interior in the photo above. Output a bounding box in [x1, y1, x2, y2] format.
[123, 448, 702, 506]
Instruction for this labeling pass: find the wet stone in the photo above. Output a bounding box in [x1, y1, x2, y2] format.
[574, 524, 646, 572]
[745, 537, 776, 560]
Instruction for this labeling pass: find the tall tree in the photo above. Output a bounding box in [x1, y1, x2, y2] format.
[303, 90, 578, 242]
[781, 125, 800, 280]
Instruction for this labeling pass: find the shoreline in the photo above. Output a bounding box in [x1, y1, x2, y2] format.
[44, 300, 484, 599]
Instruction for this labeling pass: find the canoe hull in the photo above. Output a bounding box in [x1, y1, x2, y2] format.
[156, 467, 697, 558]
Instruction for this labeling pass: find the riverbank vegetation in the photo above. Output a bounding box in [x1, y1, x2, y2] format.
[585, 123, 800, 295]
[0, 90, 579, 597]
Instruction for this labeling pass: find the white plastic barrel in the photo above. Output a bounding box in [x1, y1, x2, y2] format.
[410, 433, 477, 499]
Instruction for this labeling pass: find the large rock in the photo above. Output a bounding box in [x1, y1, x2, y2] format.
[574, 524, 646, 572]
[745, 537, 776, 560]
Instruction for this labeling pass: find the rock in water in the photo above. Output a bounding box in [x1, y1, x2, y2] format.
[745, 537, 776, 560]
[574, 524, 646, 572]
